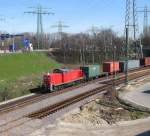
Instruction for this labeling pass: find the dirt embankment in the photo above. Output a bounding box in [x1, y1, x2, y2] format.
[62, 76, 150, 126]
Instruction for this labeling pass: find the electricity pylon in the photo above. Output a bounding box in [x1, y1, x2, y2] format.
[25, 5, 54, 49]
[125, 0, 142, 59]
[137, 6, 150, 36]
[125, 0, 139, 40]
[51, 20, 69, 40]
[125, 0, 139, 84]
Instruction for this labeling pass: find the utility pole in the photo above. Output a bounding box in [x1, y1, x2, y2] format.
[124, 0, 131, 85]
[125, 28, 129, 85]
[103, 31, 106, 60]
[132, 0, 137, 41]
[25, 5, 54, 49]
[88, 26, 99, 64]
[132, 0, 139, 58]
[51, 20, 69, 40]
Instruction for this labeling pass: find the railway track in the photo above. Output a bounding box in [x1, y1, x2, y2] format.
[0, 78, 106, 115]
[27, 67, 150, 119]
[0, 67, 149, 133]
[0, 66, 149, 115]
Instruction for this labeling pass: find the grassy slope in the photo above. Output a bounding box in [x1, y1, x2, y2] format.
[0, 52, 61, 101]
[0, 52, 60, 81]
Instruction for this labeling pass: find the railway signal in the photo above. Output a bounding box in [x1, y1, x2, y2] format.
[0, 34, 24, 51]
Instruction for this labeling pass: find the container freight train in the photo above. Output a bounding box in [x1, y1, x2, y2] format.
[43, 57, 150, 91]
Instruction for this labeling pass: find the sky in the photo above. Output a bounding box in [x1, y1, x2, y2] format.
[0, 0, 149, 35]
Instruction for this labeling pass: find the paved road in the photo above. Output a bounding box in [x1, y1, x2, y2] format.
[122, 82, 150, 109]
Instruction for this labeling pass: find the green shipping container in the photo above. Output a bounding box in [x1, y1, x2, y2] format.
[81, 65, 102, 79]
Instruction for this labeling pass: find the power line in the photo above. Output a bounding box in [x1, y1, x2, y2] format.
[24, 4, 54, 49]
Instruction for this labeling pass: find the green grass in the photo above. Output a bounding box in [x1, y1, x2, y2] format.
[0, 52, 60, 81]
[0, 52, 61, 101]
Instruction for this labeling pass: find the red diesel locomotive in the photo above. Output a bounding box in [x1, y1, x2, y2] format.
[43, 68, 84, 91]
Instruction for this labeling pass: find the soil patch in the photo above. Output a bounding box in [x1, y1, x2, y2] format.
[62, 87, 150, 126]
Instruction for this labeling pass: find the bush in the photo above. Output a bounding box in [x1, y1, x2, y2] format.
[0, 85, 10, 101]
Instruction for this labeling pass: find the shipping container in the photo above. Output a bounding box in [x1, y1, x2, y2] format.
[119, 60, 140, 72]
[80, 65, 102, 79]
[103, 61, 119, 73]
[140, 57, 150, 66]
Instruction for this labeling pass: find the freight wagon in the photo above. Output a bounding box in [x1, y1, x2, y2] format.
[103, 61, 120, 73]
[140, 57, 150, 66]
[80, 65, 103, 80]
[119, 60, 140, 72]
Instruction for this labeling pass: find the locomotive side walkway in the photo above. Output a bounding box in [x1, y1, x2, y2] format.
[119, 79, 150, 109]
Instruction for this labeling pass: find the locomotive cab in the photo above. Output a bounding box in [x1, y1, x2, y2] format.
[43, 73, 53, 91]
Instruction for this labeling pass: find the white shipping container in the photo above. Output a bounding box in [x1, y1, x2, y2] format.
[119, 60, 140, 72]
[128, 60, 140, 69]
